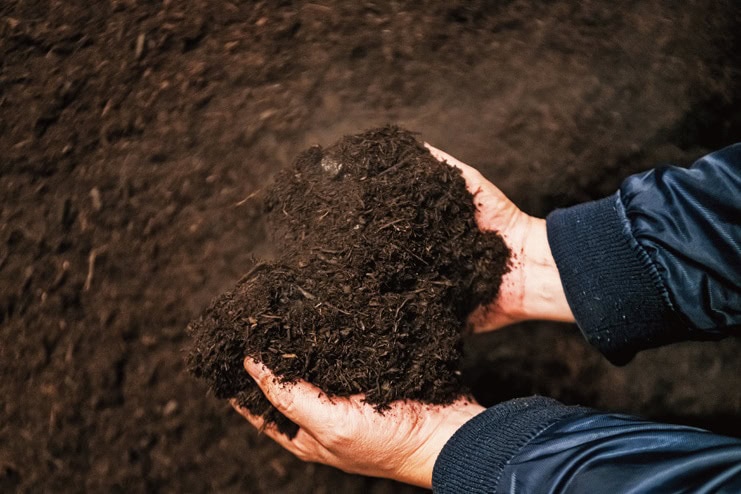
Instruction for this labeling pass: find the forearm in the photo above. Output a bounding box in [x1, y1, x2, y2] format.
[433, 397, 741, 493]
[546, 143, 741, 363]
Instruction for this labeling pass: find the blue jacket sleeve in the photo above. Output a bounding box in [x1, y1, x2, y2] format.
[546, 144, 741, 364]
[433, 397, 741, 494]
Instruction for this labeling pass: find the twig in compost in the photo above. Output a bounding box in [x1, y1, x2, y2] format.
[84, 248, 100, 291]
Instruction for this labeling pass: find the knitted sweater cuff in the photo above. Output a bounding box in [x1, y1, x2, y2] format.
[546, 193, 680, 364]
[432, 396, 588, 493]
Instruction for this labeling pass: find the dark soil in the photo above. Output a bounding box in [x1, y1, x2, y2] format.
[188, 127, 509, 434]
[1, 1, 740, 493]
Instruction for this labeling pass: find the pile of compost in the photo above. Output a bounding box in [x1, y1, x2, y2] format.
[188, 126, 510, 434]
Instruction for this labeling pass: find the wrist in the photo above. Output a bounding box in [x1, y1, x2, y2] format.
[468, 215, 574, 332]
[514, 217, 574, 323]
[395, 401, 485, 488]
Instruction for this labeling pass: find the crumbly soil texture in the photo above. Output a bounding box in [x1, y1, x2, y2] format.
[3, 1, 740, 492]
[188, 127, 510, 434]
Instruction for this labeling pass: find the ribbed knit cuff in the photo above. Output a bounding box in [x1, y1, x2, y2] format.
[546, 193, 682, 364]
[432, 396, 588, 494]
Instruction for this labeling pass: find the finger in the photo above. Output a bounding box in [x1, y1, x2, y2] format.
[424, 142, 479, 174]
[230, 399, 317, 459]
[424, 142, 486, 188]
[230, 398, 268, 430]
[244, 357, 334, 431]
[425, 142, 514, 209]
[424, 142, 463, 166]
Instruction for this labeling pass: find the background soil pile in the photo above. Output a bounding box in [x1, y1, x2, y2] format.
[1, 1, 740, 492]
[188, 127, 509, 435]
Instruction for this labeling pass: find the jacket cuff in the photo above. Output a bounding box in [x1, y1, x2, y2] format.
[546, 194, 682, 364]
[432, 396, 587, 493]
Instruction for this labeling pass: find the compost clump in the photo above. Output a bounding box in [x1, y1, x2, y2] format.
[188, 126, 510, 435]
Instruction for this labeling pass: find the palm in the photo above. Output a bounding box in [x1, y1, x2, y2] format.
[425, 144, 539, 331]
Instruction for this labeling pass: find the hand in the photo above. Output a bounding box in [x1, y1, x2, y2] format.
[232, 357, 485, 488]
[425, 144, 574, 330]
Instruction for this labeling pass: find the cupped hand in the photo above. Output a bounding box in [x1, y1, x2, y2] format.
[425, 144, 574, 330]
[232, 357, 485, 488]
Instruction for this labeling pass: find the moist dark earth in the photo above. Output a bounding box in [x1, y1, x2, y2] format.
[188, 127, 510, 435]
[1, 1, 740, 492]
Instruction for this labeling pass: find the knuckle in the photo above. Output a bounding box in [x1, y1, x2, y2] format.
[293, 447, 311, 462]
[260, 377, 295, 414]
[324, 424, 353, 449]
[255, 371, 273, 392]
[272, 387, 296, 414]
[292, 437, 316, 462]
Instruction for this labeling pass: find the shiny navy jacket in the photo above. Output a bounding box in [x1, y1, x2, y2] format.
[433, 144, 741, 493]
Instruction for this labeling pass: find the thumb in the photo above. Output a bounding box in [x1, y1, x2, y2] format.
[243, 357, 329, 429]
[243, 356, 269, 381]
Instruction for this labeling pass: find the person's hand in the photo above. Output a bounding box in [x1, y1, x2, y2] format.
[425, 144, 574, 330]
[232, 357, 485, 488]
